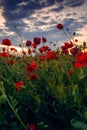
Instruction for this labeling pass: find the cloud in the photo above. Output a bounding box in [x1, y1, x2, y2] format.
[0, 0, 87, 46]
[0, 6, 6, 28]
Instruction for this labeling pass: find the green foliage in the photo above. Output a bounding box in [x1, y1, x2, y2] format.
[71, 119, 87, 130]
[0, 49, 87, 129]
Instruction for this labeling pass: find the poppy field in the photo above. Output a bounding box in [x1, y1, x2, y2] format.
[0, 24, 87, 130]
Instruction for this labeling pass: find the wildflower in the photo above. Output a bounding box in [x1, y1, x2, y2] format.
[32, 49, 35, 53]
[30, 74, 38, 80]
[15, 81, 24, 91]
[45, 51, 58, 61]
[74, 62, 82, 68]
[38, 55, 45, 61]
[74, 52, 87, 68]
[26, 61, 38, 73]
[8, 60, 14, 65]
[28, 124, 37, 130]
[28, 49, 31, 54]
[32, 43, 37, 49]
[26, 40, 32, 46]
[42, 37, 47, 43]
[61, 45, 69, 54]
[64, 42, 73, 48]
[22, 51, 26, 55]
[10, 47, 17, 52]
[39, 46, 50, 53]
[2, 48, 5, 51]
[57, 23, 63, 29]
[2, 38, 12, 46]
[0, 52, 10, 57]
[68, 69, 74, 76]
[34, 37, 41, 45]
[70, 47, 79, 55]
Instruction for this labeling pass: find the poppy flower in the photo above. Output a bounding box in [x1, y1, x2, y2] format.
[57, 23, 63, 29]
[42, 37, 47, 43]
[68, 69, 74, 76]
[74, 62, 82, 68]
[2, 38, 12, 46]
[61, 45, 69, 54]
[28, 124, 37, 130]
[30, 74, 38, 80]
[34, 37, 41, 45]
[10, 47, 17, 52]
[28, 49, 31, 54]
[64, 42, 73, 48]
[15, 81, 24, 91]
[8, 60, 14, 65]
[38, 55, 45, 61]
[75, 52, 87, 68]
[0, 52, 10, 57]
[26, 61, 38, 73]
[2, 48, 5, 51]
[70, 47, 79, 55]
[39, 46, 50, 53]
[32, 43, 37, 49]
[45, 51, 58, 61]
[26, 40, 32, 46]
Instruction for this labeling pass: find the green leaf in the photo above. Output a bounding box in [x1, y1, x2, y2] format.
[9, 96, 18, 109]
[0, 95, 6, 105]
[71, 120, 87, 130]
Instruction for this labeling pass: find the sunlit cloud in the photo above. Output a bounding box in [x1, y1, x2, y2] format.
[17, 1, 28, 6]
[0, 6, 6, 28]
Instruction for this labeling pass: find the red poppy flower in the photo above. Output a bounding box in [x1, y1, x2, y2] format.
[64, 42, 73, 48]
[26, 40, 32, 46]
[28, 49, 31, 54]
[68, 69, 74, 76]
[8, 60, 14, 65]
[39, 46, 50, 53]
[42, 37, 47, 43]
[22, 51, 26, 55]
[70, 47, 79, 55]
[75, 52, 87, 67]
[34, 37, 41, 45]
[57, 23, 63, 29]
[2, 48, 5, 51]
[45, 51, 58, 61]
[38, 55, 45, 61]
[10, 47, 17, 52]
[32, 43, 37, 48]
[32, 49, 35, 53]
[26, 61, 38, 73]
[30, 74, 38, 80]
[2, 38, 12, 46]
[74, 62, 82, 68]
[15, 81, 24, 91]
[28, 124, 37, 130]
[61, 45, 69, 54]
[0, 52, 10, 57]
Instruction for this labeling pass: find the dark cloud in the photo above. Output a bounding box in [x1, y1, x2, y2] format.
[1, 0, 33, 21]
[65, 0, 85, 7]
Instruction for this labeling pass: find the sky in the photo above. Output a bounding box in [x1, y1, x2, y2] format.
[0, 0, 87, 48]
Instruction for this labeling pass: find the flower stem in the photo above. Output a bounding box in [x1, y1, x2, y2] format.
[63, 29, 71, 41]
[0, 84, 26, 130]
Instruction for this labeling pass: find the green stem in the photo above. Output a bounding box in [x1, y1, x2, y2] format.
[3, 93, 26, 129]
[63, 29, 71, 41]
